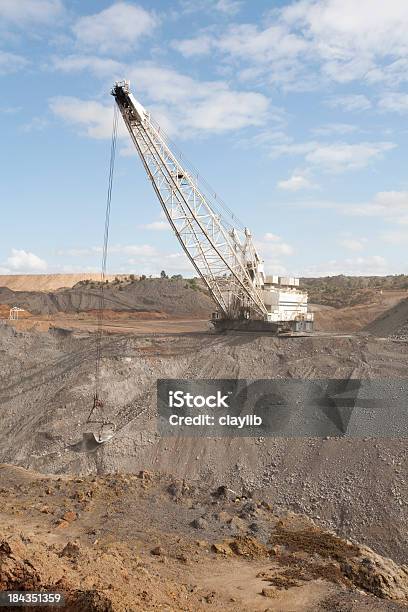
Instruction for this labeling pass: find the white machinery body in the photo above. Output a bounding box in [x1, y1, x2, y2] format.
[262, 280, 313, 323]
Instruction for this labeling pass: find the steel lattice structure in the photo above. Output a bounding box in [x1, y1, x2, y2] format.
[112, 81, 268, 320]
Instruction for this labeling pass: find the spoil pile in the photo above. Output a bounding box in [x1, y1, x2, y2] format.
[0, 278, 213, 318]
[365, 298, 408, 339]
[0, 273, 131, 292]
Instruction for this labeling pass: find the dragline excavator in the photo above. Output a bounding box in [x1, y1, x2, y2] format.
[112, 81, 314, 334]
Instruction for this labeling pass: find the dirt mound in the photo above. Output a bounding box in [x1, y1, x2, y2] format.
[391, 323, 408, 341]
[0, 274, 131, 292]
[0, 466, 407, 611]
[365, 298, 408, 338]
[0, 278, 213, 318]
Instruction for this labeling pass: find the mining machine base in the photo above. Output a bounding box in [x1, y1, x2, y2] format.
[211, 318, 314, 335]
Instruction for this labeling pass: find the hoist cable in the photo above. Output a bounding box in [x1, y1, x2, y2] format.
[87, 102, 118, 423]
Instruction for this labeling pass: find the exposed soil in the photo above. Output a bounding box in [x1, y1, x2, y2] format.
[311, 291, 408, 332]
[0, 274, 131, 292]
[365, 298, 408, 339]
[1, 277, 408, 610]
[0, 279, 213, 318]
[1, 465, 407, 611]
[0, 321, 407, 567]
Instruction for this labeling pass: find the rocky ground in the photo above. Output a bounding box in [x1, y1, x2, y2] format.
[1, 276, 407, 610]
[1, 464, 408, 611]
[0, 322, 407, 567]
[0, 278, 213, 318]
[366, 298, 408, 340]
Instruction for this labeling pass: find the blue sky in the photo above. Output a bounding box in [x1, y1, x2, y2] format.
[1, 0, 408, 278]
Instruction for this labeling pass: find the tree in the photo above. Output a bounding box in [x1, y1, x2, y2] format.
[171, 274, 183, 280]
[187, 278, 198, 290]
[160, 270, 168, 279]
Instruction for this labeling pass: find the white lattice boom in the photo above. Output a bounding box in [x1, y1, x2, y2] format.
[112, 81, 268, 320]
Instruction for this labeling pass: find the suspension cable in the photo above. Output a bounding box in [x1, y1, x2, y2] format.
[87, 101, 118, 423]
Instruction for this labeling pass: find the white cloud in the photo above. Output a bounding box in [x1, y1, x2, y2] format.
[217, 23, 307, 63]
[282, 0, 408, 84]
[215, 0, 242, 14]
[0, 106, 21, 114]
[282, 0, 408, 53]
[127, 64, 270, 131]
[49, 96, 128, 140]
[57, 244, 159, 257]
[257, 233, 294, 256]
[183, 89, 268, 132]
[381, 229, 408, 244]
[366, 58, 408, 86]
[312, 123, 357, 136]
[118, 244, 157, 257]
[326, 95, 372, 112]
[56, 243, 195, 276]
[344, 191, 408, 224]
[305, 142, 395, 173]
[6, 249, 47, 272]
[179, 0, 241, 16]
[172, 21, 310, 92]
[270, 141, 318, 159]
[51, 63, 270, 137]
[140, 214, 170, 232]
[0, 0, 63, 25]
[251, 233, 294, 276]
[56, 248, 93, 257]
[263, 233, 281, 242]
[56, 264, 100, 273]
[174, 1, 408, 90]
[127, 251, 194, 276]
[278, 174, 315, 191]
[143, 221, 168, 231]
[270, 140, 395, 173]
[303, 255, 389, 277]
[338, 238, 366, 252]
[297, 190, 408, 225]
[0, 50, 28, 74]
[378, 92, 408, 114]
[73, 2, 157, 54]
[20, 117, 48, 132]
[171, 35, 213, 57]
[52, 55, 124, 78]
